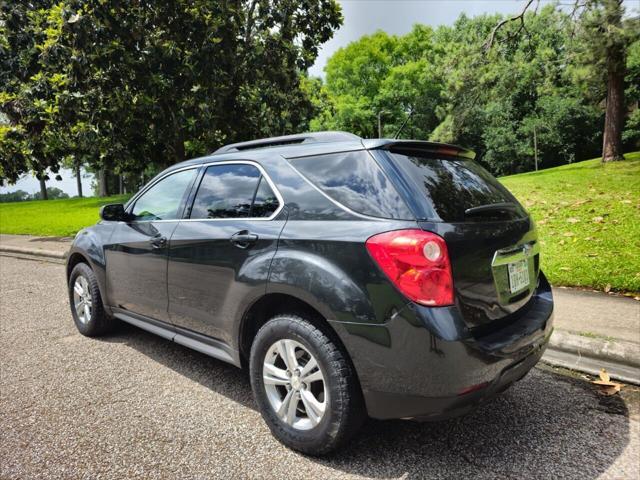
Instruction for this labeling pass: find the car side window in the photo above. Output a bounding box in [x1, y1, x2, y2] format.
[190, 164, 280, 219]
[131, 169, 197, 221]
[251, 176, 280, 218]
[289, 150, 413, 219]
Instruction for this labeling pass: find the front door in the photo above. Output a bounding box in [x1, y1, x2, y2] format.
[105, 167, 198, 321]
[167, 162, 285, 344]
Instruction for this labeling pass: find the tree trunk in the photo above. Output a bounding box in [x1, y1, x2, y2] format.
[38, 176, 48, 200]
[601, 4, 625, 162]
[98, 168, 109, 197]
[75, 166, 83, 198]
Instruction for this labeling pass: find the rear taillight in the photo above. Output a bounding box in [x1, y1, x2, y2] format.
[365, 229, 454, 307]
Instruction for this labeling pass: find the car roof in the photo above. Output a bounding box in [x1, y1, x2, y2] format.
[163, 132, 476, 174]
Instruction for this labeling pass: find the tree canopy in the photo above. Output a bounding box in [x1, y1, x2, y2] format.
[0, 0, 342, 186]
[311, 3, 639, 175]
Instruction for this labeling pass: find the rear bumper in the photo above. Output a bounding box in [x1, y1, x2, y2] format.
[333, 273, 554, 420]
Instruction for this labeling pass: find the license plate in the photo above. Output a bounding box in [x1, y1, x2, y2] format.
[508, 259, 530, 293]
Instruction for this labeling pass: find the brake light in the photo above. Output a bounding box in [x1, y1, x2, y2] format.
[365, 229, 454, 306]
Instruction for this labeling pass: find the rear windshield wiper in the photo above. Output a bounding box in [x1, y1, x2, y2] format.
[464, 202, 517, 216]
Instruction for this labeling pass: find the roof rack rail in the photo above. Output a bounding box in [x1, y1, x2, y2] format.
[213, 131, 361, 154]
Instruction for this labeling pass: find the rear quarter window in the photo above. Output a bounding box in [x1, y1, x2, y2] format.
[288, 151, 413, 220]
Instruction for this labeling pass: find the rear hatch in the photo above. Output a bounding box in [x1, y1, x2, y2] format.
[374, 144, 540, 329]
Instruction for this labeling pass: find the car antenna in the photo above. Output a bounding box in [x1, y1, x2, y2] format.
[393, 110, 413, 139]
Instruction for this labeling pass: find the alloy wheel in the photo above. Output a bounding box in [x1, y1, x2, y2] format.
[262, 339, 327, 430]
[73, 276, 93, 324]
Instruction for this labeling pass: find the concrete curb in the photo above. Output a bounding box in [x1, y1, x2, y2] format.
[0, 245, 67, 260]
[543, 329, 640, 385]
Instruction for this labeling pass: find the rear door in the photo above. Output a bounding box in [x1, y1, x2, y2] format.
[375, 148, 540, 328]
[106, 167, 198, 321]
[167, 162, 285, 344]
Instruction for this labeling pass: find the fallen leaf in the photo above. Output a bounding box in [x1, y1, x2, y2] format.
[586, 253, 598, 257]
[621, 200, 631, 204]
[559, 239, 566, 245]
[604, 284, 611, 293]
[563, 232, 575, 237]
[559, 267, 571, 271]
[592, 216, 604, 223]
[591, 369, 623, 396]
[567, 218, 580, 224]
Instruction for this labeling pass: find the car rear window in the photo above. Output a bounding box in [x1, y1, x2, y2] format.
[288, 151, 413, 219]
[388, 150, 525, 222]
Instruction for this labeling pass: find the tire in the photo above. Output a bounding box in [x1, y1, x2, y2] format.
[68, 262, 115, 337]
[249, 314, 365, 455]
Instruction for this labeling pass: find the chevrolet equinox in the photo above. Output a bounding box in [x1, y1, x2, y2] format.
[66, 131, 554, 455]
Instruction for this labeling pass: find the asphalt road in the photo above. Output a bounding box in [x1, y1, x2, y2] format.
[1, 255, 638, 480]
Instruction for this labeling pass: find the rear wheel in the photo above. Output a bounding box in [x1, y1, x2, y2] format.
[68, 262, 115, 336]
[249, 315, 365, 455]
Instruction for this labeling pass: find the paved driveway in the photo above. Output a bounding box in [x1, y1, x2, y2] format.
[1, 255, 638, 479]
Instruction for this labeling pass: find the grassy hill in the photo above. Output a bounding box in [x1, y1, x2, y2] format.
[501, 152, 640, 294]
[0, 194, 130, 238]
[1, 152, 638, 293]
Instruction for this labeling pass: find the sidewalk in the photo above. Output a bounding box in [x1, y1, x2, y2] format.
[0, 233, 70, 262]
[1, 234, 639, 383]
[546, 288, 639, 384]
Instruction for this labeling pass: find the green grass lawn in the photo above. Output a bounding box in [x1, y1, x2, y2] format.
[1, 152, 638, 293]
[501, 151, 640, 294]
[0, 194, 130, 237]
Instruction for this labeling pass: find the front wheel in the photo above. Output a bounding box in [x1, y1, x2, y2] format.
[68, 262, 115, 337]
[249, 315, 365, 455]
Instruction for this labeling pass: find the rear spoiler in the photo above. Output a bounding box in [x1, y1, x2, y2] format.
[365, 139, 476, 160]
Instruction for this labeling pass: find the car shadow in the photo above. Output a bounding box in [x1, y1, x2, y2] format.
[102, 323, 632, 479]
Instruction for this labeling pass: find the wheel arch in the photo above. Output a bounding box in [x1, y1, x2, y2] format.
[238, 292, 359, 386]
[66, 251, 91, 280]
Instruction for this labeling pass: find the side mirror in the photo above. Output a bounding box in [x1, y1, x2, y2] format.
[100, 203, 127, 222]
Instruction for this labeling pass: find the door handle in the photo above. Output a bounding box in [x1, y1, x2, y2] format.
[230, 230, 258, 249]
[150, 235, 167, 249]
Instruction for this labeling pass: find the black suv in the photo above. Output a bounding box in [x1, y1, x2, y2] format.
[66, 131, 553, 455]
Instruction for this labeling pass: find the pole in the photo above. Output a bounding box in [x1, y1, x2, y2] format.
[533, 124, 538, 171]
[377, 111, 383, 138]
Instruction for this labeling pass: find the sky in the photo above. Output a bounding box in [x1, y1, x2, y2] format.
[4, 0, 636, 196]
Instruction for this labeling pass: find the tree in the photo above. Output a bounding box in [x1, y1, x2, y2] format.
[0, 1, 64, 190]
[313, 26, 445, 139]
[623, 38, 640, 150]
[32, 186, 68, 200]
[318, 31, 399, 137]
[484, 0, 639, 162]
[1, 1, 342, 193]
[0, 189, 30, 202]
